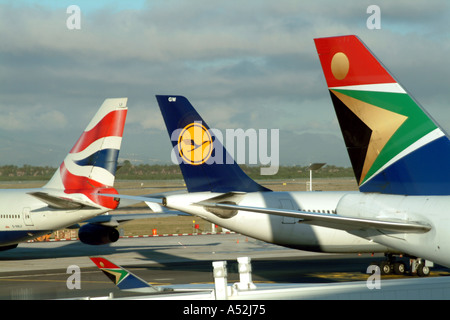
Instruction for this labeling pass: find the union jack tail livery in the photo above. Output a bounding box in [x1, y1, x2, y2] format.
[42, 98, 128, 209]
[314, 35, 450, 195]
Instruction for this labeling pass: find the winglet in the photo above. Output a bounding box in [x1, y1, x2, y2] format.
[90, 257, 159, 293]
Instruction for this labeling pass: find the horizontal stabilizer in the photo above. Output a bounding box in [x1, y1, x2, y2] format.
[29, 191, 100, 210]
[85, 212, 188, 227]
[196, 192, 247, 204]
[200, 202, 431, 233]
[195, 192, 247, 218]
[97, 193, 164, 204]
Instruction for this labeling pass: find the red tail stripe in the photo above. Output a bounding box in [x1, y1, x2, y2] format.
[314, 35, 396, 88]
[60, 163, 104, 190]
[90, 257, 120, 269]
[60, 163, 119, 209]
[70, 109, 127, 154]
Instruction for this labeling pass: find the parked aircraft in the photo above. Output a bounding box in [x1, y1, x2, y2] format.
[192, 35, 450, 275]
[116, 93, 414, 266]
[102, 36, 448, 276]
[0, 98, 127, 250]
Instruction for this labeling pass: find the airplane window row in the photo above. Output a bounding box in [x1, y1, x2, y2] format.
[304, 209, 336, 214]
[0, 214, 20, 219]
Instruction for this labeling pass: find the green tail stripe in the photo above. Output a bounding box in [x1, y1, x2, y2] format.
[332, 89, 438, 184]
[102, 268, 129, 285]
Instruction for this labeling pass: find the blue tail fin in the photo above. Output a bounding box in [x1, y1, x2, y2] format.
[156, 95, 270, 193]
[314, 35, 450, 195]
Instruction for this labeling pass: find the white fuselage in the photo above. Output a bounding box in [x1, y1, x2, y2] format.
[164, 190, 450, 268]
[164, 191, 391, 253]
[336, 193, 450, 268]
[0, 188, 108, 248]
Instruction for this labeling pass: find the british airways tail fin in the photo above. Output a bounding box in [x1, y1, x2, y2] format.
[314, 35, 450, 196]
[42, 98, 128, 208]
[156, 95, 269, 193]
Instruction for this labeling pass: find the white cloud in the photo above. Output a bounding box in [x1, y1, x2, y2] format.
[0, 105, 68, 131]
[0, 0, 449, 166]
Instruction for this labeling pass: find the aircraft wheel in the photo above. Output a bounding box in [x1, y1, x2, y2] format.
[417, 263, 430, 277]
[379, 261, 391, 275]
[393, 262, 406, 275]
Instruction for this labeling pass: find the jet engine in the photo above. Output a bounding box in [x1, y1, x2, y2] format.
[78, 223, 120, 245]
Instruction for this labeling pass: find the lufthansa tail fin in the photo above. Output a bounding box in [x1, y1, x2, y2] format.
[42, 98, 128, 208]
[156, 95, 269, 193]
[314, 35, 450, 195]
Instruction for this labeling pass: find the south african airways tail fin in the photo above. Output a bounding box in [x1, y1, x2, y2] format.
[156, 95, 270, 193]
[90, 257, 159, 293]
[314, 35, 450, 195]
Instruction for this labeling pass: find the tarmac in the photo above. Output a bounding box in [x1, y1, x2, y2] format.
[1, 233, 450, 300]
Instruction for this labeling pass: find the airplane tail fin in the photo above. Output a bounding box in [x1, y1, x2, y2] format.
[43, 98, 128, 208]
[314, 35, 450, 195]
[90, 257, 158, 293]
[156, 95, 269, 193]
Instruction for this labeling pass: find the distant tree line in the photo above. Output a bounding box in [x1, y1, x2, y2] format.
[0, 161, 354, 181]
[0, 165, 55, 181]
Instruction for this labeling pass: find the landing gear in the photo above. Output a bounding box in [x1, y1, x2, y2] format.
[376, 254, 407, 275]
[393, 261, 406, 275]
[378, 261, 393, 275]
[371, 254, 431, 277]
[411, 258, 431, 277]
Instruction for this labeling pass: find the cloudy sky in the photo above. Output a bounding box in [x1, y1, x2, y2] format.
[0, 0, 449, 172]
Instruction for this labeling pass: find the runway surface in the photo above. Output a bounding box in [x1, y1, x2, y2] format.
[0, 234, 449, 300]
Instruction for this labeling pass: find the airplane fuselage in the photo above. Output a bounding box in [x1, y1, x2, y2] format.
[165, 190, 450, 267]
[164, 191, 392, 254]
[337, 193, 450, 268]
[0, 188, 108, 248]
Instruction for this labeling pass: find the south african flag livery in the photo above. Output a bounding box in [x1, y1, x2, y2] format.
[315, 35, 450, 195]
[90, 257, 155, 292]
